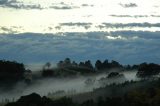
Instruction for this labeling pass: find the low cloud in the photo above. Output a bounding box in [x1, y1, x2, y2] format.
[49, 2, 79, 10]
[150, 15, 160, 17]
[8, 4, 42, 9]
[96, 22, 160, 29]
[109, 14, 160, 18]
[60, 23, 92, 26]
[81, 4, 94, 7]
[119, 3, 137, 8]
[59, 22, 92, 29]
[0, 0, 42, 9]
[50, 6, 72, 9]
[0, 26, 20, 33]
[0, 0, 78, 10]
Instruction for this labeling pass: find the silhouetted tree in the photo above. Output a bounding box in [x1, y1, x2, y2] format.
[110, 60, 122, 68]
[103, 59, 109, 68]
[64, 58, 71, 66]
[95, 60, 102, 70]
[57, 60, 63, 68]
[0, 60, 25, 85]
[72, 61, 78, 66]
[42, 62, 54, 77]
[95, 59, 122, 71]
[79, 62, 85, 67]
[137, 63, 160, 78]
[43, 62, 51, 70]
[85, 60, 93, 69]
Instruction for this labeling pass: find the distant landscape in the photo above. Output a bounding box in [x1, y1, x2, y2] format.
[0, 58, 160, 106]
[0, 0, 160, 106]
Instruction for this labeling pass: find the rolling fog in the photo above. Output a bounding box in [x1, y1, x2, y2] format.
[0, 70, 137, 102]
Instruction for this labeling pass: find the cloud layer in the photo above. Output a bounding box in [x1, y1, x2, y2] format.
[0, 31, 160, 66]
[1, 22, 160, 34]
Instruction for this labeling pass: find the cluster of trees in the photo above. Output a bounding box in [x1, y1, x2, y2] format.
[1, 59, 160, 85]
[95, 60, 123, 70]
[0, 60, 26, 86]
[57, 58, 94, 70]
[42, 58, 95, 77]
[136, 63, 160, 78]
[125, 64, 139, 70]
[57, 58, 127, 71]
[34, 59, 160, 79]
[56, 58, 144, 72]
[45, 58, 160, 78]
[42, 58, 134, 77]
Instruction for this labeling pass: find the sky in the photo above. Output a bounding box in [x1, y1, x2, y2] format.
[0, 0, 160, 69]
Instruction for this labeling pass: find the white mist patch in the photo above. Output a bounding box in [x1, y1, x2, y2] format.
[0, 74, 105, 102]
[121, 71, 138, 81]
[0, 71, 138, 102]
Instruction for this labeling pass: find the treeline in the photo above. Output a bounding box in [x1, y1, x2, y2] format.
[0, 60, 33, 88]
[0, 59, 160, 86]
[137, 62, 160, 78]
[42, 58, 160, 78]
[42, 58, 133, 77]
[56, 58, 123, 70]
[5, 79, 160, 106]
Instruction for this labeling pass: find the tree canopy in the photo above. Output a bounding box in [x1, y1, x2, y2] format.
[0, 60, 25, 85]
[136, 63, 160, 78]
